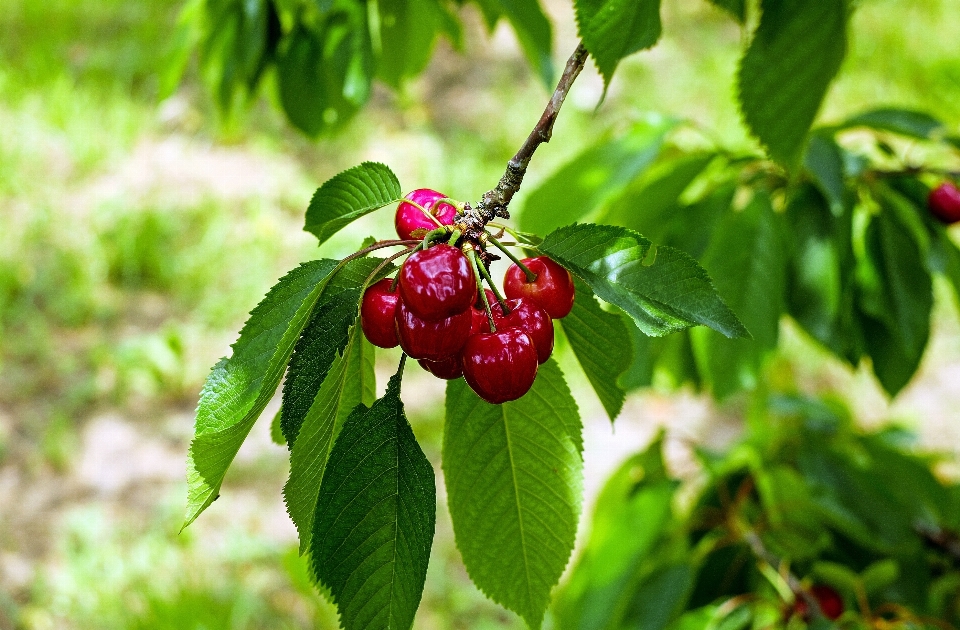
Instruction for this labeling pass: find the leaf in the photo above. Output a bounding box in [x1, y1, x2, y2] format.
[538, 223, 749, 339]
[842, 108, 944, 139]
[184, 259, 340, 528]
[310, 361, 436, 630]
[691, 191, 786, 398]
[858, 210, 932, 397]
[284, 326, 376, 553]
[559, 278, 633, 421]
[707, 0, 746, 23]
[303, 162, 402, 245]
[658, 180, 735, 261]
[576, 0, 663, 85]
[377, 0, 446, 88]
[804, 132, 848, 217]
[519, 117, 676, 235]
[279, 257, 391, 447]
[443, 359, 583, 628]
[737, 0, 848, 169]
[270, 408, 285, 446]
[477, 0, 554, 86]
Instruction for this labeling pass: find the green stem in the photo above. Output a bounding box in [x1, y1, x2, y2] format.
[403, 198, 446, 229]
[422, 226, 449, 250]
[446, 228, 462, 246]
[466, 246, 497, 332]
[486, 233, 536, 282]
[475, 257, 509, 314]
[360, 244, 418, 294]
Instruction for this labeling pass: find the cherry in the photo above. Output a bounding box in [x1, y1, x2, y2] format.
[470, 306, 492, 335]
[418, 355, 463, 380]
[462, 328, 538, 404]
[360, 279, 400, 348]
[492, 298, 554, 364]
[929, 182, 960, 224]
[503, 256, 575, 319]
[395, 298, 471, 360]
[395, 189, 458, 240]
[399, 244, 475, 320]
[794, 585, 844, 621]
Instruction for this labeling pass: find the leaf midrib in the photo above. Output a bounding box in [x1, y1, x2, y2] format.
[502, 404, 536, 613]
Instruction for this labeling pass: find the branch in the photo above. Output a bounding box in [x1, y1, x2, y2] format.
[463, 41, 590, 231]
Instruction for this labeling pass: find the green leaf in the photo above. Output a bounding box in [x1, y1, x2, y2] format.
[842, 107, 944, 139]
[658, 181, 735, 261]
[519, 117, 676, 235]
[310, 361, 436, 630]
[284, 325, 376, 553]
[270, 408, 285, 446]
[707, 0, 746, 23]
[443, 359, 583, 628]
[377, 0, 447, 88]
[737, 0, 847, 169]
[184, 259, 340, 528]
[559, 278, 632, 421]
[691, 191, 786, 398]
[538, 223, 749, 339]
[477, 0, 554, 86]
[576, 0, 662, 85]
[303, 162, 403, 245]
[804, 132, 848, 217]
[279, 257, 391, 447]
[858, 210, 932, 397]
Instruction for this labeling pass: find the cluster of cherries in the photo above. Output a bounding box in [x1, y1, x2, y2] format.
[359, 189, 575, 404]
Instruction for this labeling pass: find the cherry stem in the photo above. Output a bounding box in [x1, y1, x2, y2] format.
[436, 197, 466, 212]
[422, 226, 449, 250]
[486, 233, 537, 282]
[360, 244, 418, 294]
[475, 257, 510, 314]
[466, 246, 497, 332]
[446, 228, 462, 246]
[403, 198, 446, 229]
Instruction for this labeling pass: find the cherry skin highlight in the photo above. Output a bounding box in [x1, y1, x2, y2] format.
[395, 189, 458, 240]
[399, 244, 475, 320]
[929, 182, 960, 224]
[462, 328, 539, 404]
[395, 298, 471, 360]
[418, 355, 463, 380]
[360, 278, 400, 348]
[492, 298, 554, 364]
[503, 256, 575, 318]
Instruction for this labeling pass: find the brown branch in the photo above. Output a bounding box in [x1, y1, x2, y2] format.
[462, 41, 590, 233]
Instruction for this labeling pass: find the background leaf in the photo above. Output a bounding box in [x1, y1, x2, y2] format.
[538, 223, 749, 339]
[841, 107, 944, 139]
[559, 278, 633, 421]
[576, 0, 663, 85]
[804, 132, 848, 217]
[443, 359, 583, 628]
[303, 162, 402, 245]
[184, 259, 340, 528]
[737, 0, 847, 168]
[311, 363, 436, 630]
[706, 0, 746, 23]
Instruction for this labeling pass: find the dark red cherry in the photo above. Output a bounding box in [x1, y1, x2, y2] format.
[470, 306, 492, 335]
[493, 298, 554, 364]
[399, 244, 475, 320]
[462, 328, 538, 404]
[929, 182, 960, 224]
[395, 298, 471, 360]
[794, 585, 844, 621]
[475, 288, 496, 310]
[503, 256, 575, 318]
[395, 189, 458, 240]
[418, 355, 463, 380]
[360, 278, 400, 348]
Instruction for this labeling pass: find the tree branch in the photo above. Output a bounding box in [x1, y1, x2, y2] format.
[463, 41, 590, 232]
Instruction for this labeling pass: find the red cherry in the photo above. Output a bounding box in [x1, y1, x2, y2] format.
[503, 256, 575, 319]
[462, 328, 538, 404]
[475, 288, 497, 310]
[795, 585, 844, 621]
[360, 279, 400, 348]
[395, 298, 471, 360]
[418, 355, 463, 380]
[929, 182, 960, 224]
[493, 298, 554, 364]
[395, 189, 458, 240]
[399, 244, 475, 320]
[470, 306, 493, 335]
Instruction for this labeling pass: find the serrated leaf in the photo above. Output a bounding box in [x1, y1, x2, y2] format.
[842, 107, 944, 139]
[284, 326, 376, 554]
[519, 117, 676, 235]
[311, 362, 436, 630]
[304, 162, 402, 245]
[559, 278, 632, 421]
[737, 0, 847, 169]
[280, 257, 391, 447]
[538, 223, 749, 339]
[691, 192, 786, 398]
[576, 0, 662, 85]
[443, 359, 583, 628]
[270, 408, 285, 446]
[707, 0, 746, 23]
[184, 259, 340, 528]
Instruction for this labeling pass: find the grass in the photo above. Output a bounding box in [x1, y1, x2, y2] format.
[1, 0, 959, 627]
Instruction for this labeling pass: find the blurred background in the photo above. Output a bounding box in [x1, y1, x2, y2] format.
[1, 0, 960, 628]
